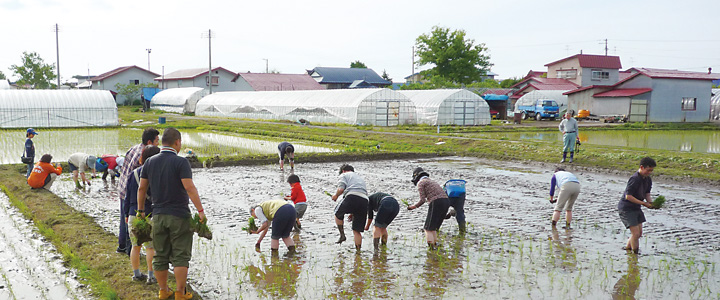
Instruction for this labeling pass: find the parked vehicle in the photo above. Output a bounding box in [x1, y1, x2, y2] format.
[517, 99, 560, 121]
[489, 109, 500, 119]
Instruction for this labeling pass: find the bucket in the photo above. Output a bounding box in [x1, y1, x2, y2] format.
[444, 179, 466, 198]
[158, 117, 166, 124]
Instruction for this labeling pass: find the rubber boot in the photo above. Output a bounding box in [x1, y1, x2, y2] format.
[381, 235, 387, 246]
[287, 245, 296, 254]
[355, 244, 362, 252]
[336, 225, 346, 244]
[561, 152, 567, 163]
[551, 220, 557, 227]
[569, 152, 574, 163]
[458, 222, 466, 234]
[373, 238, 380, 250]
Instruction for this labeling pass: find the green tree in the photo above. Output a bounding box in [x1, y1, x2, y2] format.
[114, 82, 158, 105]
[10, 51, 57, 89]
[350, 60, 367, 68]
[500, 77, 522, 88]
[381, 69, 392, 82]
[0, 70, 6, 80]
[415, 26, 492, 85]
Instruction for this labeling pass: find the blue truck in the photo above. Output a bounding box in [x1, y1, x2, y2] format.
[517, 99, 560, 121]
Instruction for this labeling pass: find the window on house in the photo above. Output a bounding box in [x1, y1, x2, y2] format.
[557, 70, 577, 79]
[129, 79, 140, 85]
[591, 70, 610, 80]
[682, 97, 697, 111]
[206, 76, 219, 86]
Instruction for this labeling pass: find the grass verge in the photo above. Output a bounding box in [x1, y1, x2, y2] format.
[0, 165, 196, 299]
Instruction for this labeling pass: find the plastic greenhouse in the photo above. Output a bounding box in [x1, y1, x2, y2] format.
[514, 90, 569, 113]
[0, 90, 118, 128]
[151, 87, 208, 114]
[196, 88, 417, 126]
[711, 89, 720, 120]
[399, 89, 490, 125]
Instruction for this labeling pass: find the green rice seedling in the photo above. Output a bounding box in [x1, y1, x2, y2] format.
[323, 191, 333, 197]
[130, 213, 153, 245]
[242, 217, 258, 233]
[652, 195, 666, 209]
[400, 199, 411, 207]
[190, 213, 213, 240]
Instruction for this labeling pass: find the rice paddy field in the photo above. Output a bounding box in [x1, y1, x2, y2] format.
[0, 128, 336, 164]
[47, 157, 720, 299]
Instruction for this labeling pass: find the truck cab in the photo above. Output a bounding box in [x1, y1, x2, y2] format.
[518, 99, 559, 121]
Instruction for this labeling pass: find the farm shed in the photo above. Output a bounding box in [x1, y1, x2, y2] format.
[196, 88, 417, 126]
[398, 89, 490, 125]
[711, 89, 720, 120]
[0, 90, 118, 128]
[514, 90, 569, 114]
[151, 87, 208, 114]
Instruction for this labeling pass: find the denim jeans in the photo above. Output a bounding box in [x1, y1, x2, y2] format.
[448, 193, 466, 224]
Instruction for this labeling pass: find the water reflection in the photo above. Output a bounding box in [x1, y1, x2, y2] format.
[476, 130, 720, 154]
[370, 248, 396, 298]
[331, 253, 370, 299]
[612, 255, 641, 300]
[549, 227, 577, 270]
[420, 236, 465, 297]
[246, 252, 303, 298]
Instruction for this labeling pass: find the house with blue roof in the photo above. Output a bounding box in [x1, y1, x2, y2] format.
[307, 67, 391, 89]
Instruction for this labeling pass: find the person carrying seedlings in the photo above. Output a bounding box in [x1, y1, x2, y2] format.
[365, 192, 400, 250]
[250, 199, 297, 253]
[117, 128, 160, 255]
[67, 152, 97, 189]
[558, 112, 579, 163]
[27, 154, 62, 190]
[549, 167, 581, 228]
[618, 157, 657, 254]
[23, 128, 38, 178]
[278, 141, 295, 171]
[137, 127, 205, 300]
[331, 164, 369, 251]
[124, 146, 160, 284]
[408, 167, 450, 249]
[283, 174, 307, 231]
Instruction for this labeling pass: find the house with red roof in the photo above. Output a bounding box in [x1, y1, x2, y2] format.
[564, 67, 720, 122]
[232, 73, 324, 91]
[155, 67, 240, 92]
[545, 54, 622, 87]
[90, 66, 159, 104]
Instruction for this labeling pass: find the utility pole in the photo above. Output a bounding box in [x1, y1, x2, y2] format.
[54, 23, 60, 88]
[604, 39, 608, 56]
[146, 48, 151, 71]
[263, 58, 268, 73]
[202, 29, 215, 94]
[411, 46, 415, 83]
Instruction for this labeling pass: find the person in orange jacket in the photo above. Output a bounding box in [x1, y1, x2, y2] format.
[28, 154, 62, 190]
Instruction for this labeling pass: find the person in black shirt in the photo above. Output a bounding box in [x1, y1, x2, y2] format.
[24, 128, 38, 178]
[364, 192, 400, 250]
[618, 157, 657, 254]
[278, 142, 295, 171]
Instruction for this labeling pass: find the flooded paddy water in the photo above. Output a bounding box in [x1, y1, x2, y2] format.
[470, 130, 720, 154]
[0, 128, 336, 164]
[48, 157, 719, 299]
[0, 192, 90, 299]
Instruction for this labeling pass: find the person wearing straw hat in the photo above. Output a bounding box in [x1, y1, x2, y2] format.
[68, 152, 97, 189]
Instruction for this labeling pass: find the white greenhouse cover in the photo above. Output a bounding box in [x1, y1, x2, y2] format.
[196, 88, 417, 126]
[514, 90, 569, 113]
[0, 80, 9, 90]
[711, 89, 720, 120]
[0, 90, 118, 128]
[399, 89, 490, 125]
[151, 87, 208, 114]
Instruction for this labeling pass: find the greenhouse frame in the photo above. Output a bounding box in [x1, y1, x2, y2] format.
[150, 87, 208, 114]
[196, 88, 417, 126]
[711, 89, 720, 120]
[0, 90, 118, 128]
[399, 89, 491, 125]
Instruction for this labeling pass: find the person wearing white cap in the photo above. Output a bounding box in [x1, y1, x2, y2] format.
[98, 155, 125, 181]
[68, 152, 97, 189]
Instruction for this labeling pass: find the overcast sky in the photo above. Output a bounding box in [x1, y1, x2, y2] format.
[1, 0, 718, 83]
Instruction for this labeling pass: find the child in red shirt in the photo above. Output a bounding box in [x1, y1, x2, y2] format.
[284, 174, 307, 231]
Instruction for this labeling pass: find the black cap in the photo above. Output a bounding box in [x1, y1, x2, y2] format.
[411, 167, 429, 186]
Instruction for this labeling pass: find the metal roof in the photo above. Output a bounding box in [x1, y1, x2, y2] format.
[90, 66, 159, 82]
[628, 68, 720, 80]
[593, 88, 652, 98]
[157, 67, 236, 81]
[311, 67, 391, 85]
[545, 54, 622, 69]
[236, 73, 324, 91]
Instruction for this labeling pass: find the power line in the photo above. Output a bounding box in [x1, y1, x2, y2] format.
[611, 39, 720, 43]
[491, 40, 598, 49]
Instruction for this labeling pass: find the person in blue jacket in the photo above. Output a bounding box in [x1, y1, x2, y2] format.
[24, 128, 38, 178]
